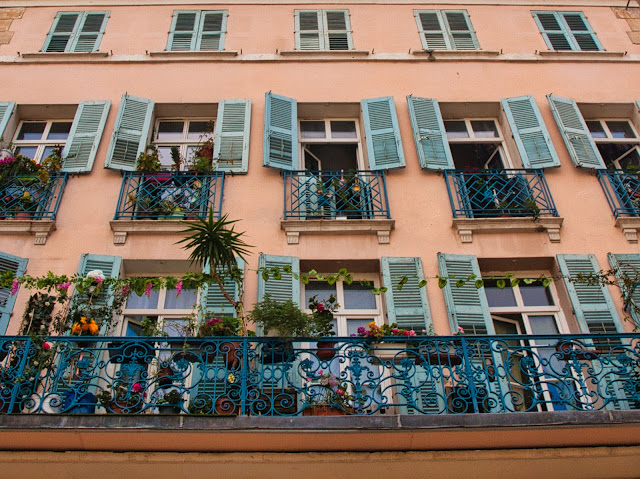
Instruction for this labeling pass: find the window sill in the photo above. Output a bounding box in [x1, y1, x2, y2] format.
[279, 50, 370, 57]
[452, 217, 563, 243]
[0, 219, 56, 245]
[110, 219, 193, 245]
[147, 50, 238, 58]
[281, 218, 394, 244]
[20, 52, 110, 60]
[615, 217, 640, 243]
[411, 49, 500, 60]
[537, 50, 626, 59]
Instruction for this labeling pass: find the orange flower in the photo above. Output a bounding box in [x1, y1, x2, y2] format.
[71, 323, 81, 335]
[88, 322, 99, 335]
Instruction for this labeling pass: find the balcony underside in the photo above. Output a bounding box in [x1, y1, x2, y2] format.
[281, 218, 395, 244]
[452, 217, 564, 243]
[110, 219, 195, 245]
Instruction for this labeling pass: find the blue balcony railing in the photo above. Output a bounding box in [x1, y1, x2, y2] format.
[114, 171, 225, 220]
[0, 173, 68, 220]
[444, 169, 558, 219]
[596, 169, 640, 218]
[1, 334, 638, 416]
[283, 170, 390, 219]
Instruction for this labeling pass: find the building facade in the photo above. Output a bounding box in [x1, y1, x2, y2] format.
[0, 0, 639, 477]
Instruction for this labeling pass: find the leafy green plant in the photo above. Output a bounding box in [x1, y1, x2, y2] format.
[249, 294, 311, 338]
[198, 315, 241, 337]
[136, 145, 162, 172]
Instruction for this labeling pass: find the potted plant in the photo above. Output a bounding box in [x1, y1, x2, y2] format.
[303, 371, 353, 416]
[308, 294, 338, 360]
[13, 190, 37, 219]
[249, 295, 311, 364]
[155, 389, 183, 414]
[195, 315, 242, 367]
[97, 382, 146, 414]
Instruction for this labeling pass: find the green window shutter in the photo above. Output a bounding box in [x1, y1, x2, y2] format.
[105, 94, 154, 171]
[61, 100, 111, 173]
[381, 257, 432, 331]
[362, 97, 405, 171]
[295, 10, 323, 50]
[168, 11, 199, 51]
[533, 11, 601, 51]
[213, 99, 251, 174]
[257, 254, 300, 306]
[437, 253, 494, 335]
[533, 12, 572, 51]
[444, 10, 479, 50]
[406, 95, 453, 170]
[324, 10, 351, 51]
[547, 95, 604, 169]
[43, 12, 80, 52]
[608, 253, 640, 329]
[414, 11, 448, 50]
[263, 92, 298, 170]
[0, 252, 28, 334]
[200, 257, 244, 317]
[72, 12, 109, 52]
[561, 12, 602, 51]
[0, 102, 16, 140]
[197, 11, 227, 51]
[501, 96, 560, 168]
[76, 253, 122, 310]
[557, 254, 622, 334]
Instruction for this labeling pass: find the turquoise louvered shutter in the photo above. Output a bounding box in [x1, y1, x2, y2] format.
[414, 11, 447, 50]
[0, 252, 28, 334]
[502, 96, 560, 168]
[381, 257, 432, 331]
[43, 12, 80, 52]
[73, 12, 109, 52]
[62, 100, 111, 173]
[43, 12, 109, 53]
[213, 99, 251, 174]
[324, 10, 352, 51]
[257, 254, 300, 306]
[263, 92, 298, 170]
[198, 11, 227, 51]
[406, 96, 453, 170]
[76, 253, 122, 310]
[200, 257, 244, 317]
[362, 97, 405, 171]
[557, 254, 622, 334]
[0, 102, 15, 140]
[295, 10, 322, 50]
[437, 253, 494, 335]
[167, 11, 198, 51]
[547, 95, 604, 169]
[444, 10, 479, 50]
[532, 11, 602, 52]
[608, 253, 640, 329]
[105, 94, 154, 171]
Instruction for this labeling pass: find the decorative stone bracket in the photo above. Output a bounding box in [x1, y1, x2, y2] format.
[281, 219, 395, 244]
[110, 220, 189, 245]
[0, 219, 56, 245]
[615, 217, 640, 243]
[452, 217, 564, 243]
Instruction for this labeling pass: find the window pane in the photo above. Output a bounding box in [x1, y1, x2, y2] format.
[343, 283, 376, 310]
[520, 283, 554, 306]
[347, 318, 374, 337]
[163, 318, 190, 337]
[46, 122, 72, 140]
[14, 146, 38, 159]
[126, 290, 160, 309]
[330, 121, 357, 139]
[587, 121, 607, 139]
[444, 121, 469, 139]
[470, 120, 499, 138]
[187, 121, 213, 140]
[124, 315, 148, 336]
[606, 121, 637, 139]
[528, 315, 559, 334]
[17, 123, 46, 140]
[300, 121, 326, 139]
[485, 281, 517, 307]
[157, 146, 176, 168]
[304, 282, 336, 308]
[164, 288, 197, 309]
[42, 146, 58, 160]
[157, 121, 185, 140]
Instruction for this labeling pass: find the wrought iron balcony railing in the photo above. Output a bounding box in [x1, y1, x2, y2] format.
[596, 169, 640, 218]
[283, 170, 390, 219]
[1, 334, 638, 416]
[0, 173, 68, 220]
[444, 169, 558, 219]
[114, 171, 225, 220]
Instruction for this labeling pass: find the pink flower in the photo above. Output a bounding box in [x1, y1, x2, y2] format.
[57, 282, 71, 291]
[402, 330, 410, 336]
[144, 282, 153, 298]
[10, 279, 19, 296]
[409, 330, 416, 337]
[316, 304, 325, 312]
[392, 328, 399, 334]
[42, 342, 51, 351]
[132, 383, 143, 393]
[337, 389, 345, 396]
[121, 284, 130, 296]
[175, 281, 183, 297]
[458, 327, 465, 334]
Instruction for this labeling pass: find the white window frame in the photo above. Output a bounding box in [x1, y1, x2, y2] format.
[586, 119, 640, 169]
[12, 119, 73, 163]
[298, 118, 365, 170]
[444, 118, 512, 168]
[153, 118, 214, 170]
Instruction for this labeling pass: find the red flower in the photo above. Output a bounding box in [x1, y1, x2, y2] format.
[316, 304, 325, 312]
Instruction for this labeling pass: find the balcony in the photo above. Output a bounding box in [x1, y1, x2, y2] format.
[0, 173, 68, 245]
[110, 171, 225, 244]
[281, 170, 394, 244]
[443, 169, 563, 243]
[1, 334, 638, 416]
[597, 169, 640, 243]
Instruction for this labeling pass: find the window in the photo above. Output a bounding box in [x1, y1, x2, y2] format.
[414, 10, 479, 51]
[532, 11, 602, 51]
[154, 119, 214, 169]
[300, 119, 362, 171]
[43, 11, 109, 53]
[167, 11, 228, 51]
[295, 10, 353, 51]
[444, 118, 508, 169]
[12, 120, 72, 163]
[587, 119, 640, 169]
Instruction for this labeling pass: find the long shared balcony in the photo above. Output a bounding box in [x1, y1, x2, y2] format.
[1, 334, 638, 416]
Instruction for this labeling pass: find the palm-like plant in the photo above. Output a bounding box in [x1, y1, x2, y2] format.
[177, 208, 252, 334]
